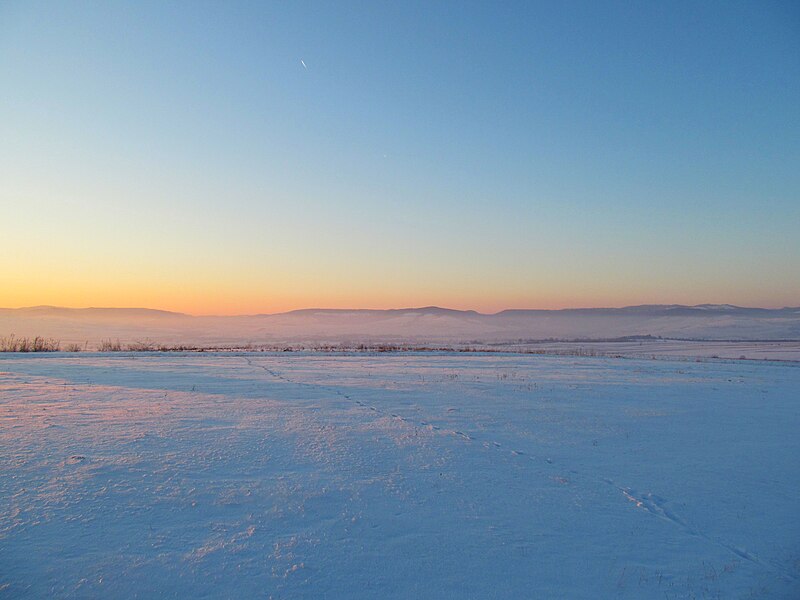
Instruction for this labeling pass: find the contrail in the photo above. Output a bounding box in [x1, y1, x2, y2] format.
[300, 59, 307, 70]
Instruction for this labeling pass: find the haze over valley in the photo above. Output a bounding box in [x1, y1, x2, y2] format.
[2, 303, 799, 347]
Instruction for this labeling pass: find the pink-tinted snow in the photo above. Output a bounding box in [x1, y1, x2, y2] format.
[1, 353, 798, 598]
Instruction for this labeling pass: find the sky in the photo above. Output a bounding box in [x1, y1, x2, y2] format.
[1, 1, 799, 315]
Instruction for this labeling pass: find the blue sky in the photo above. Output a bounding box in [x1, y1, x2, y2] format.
[1, 1, 798, 313]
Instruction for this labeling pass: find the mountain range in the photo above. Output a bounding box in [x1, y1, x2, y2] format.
[2, 304, 799, 345]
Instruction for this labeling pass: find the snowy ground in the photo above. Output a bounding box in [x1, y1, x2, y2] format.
[1, 353, 798, 599]
[490, 340, 800, 362]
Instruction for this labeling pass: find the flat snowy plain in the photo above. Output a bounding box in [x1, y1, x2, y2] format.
[1, 352, 798, 599]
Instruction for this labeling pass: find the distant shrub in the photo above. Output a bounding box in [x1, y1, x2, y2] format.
[0, 334, 60, 352]
[156, 344, 198, 352]
[64, 342, 83, 352]
[127, 340, 156, 352]
[94, 339, 200, 352]
[98, 339, 122, 352]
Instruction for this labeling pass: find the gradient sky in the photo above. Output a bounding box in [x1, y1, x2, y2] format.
[1, 1, 798, 314]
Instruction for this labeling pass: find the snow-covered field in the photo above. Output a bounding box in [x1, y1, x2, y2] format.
[1, 352, 798, 598]
[491, 340, 800, 362]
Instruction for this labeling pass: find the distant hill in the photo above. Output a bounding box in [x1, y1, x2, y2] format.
[1, 304, 799, 345]
[3, 306, 188, 318]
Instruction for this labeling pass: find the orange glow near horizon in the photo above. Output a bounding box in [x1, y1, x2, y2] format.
[3, 204, 797, 315]
[2, 278, 795, 316]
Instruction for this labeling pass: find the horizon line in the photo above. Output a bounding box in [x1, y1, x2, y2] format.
[3, 302, 798, 319]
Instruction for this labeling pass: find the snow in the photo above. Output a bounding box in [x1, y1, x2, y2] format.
[1, 352, 798, 598]
[491, 340, 800, 361]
